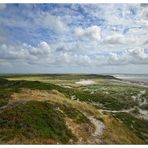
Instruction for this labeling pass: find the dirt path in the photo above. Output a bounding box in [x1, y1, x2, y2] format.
[99, 108, 148, 120]
[99, 108, 134, 113]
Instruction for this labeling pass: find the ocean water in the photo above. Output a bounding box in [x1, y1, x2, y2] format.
[114, 74, 148, 83]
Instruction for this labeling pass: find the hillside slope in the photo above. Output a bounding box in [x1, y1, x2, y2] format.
[0, 77, 147, 144]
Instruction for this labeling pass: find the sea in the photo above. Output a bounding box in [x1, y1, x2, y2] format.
[113, 74, 148, 84]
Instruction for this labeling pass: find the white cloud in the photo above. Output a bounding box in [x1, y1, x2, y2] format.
[0, 11, 68, 34]
[108, 52, 128, 65]
[137, 6, 148, 28]
[104, 32, 125, 44]
[73, 54, 92, 66]
[137, 19, 148, 27]
[108, 47, 148, 65]
[141, 6, 148, 20]
[75, 26, 101, 41]
[103, 30, 147, 46]
[1, 4, 148, 73]
[28, 42, 51, 56]
[91, 4, 139, 27]
[0, 41, 51, 64]
[128, 47, 148, 64]
[35, 13, 69, 33]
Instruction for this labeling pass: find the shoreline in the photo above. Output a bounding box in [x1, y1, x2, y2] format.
[113, 77, 148, 88]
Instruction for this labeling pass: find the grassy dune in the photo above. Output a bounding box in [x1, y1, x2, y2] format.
[0, 74, 148, 144]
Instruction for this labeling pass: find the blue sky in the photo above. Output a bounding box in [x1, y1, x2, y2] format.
[0, 3, 148, 74]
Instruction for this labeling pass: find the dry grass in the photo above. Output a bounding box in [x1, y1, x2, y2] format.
[11, 88, 102, 118]
[65, 117, 94, 144]
[7, 77, 76, 86]
[7, 136, 57, 144]
[9, 89, 103, 144]
[10, 88, 145, 144]
[102, 113, 145, 144]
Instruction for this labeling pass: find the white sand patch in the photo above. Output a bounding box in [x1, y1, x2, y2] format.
[87, 116, 105, 143]
[131, 90, 147, 106]
[71, 95, 76, 100]
[90, 91, 94, 94]
[131, 96, 136, 99]
[88, 116, 105, 136]
[138, 109, 148, 120]
[140, 90, 146, 95]
[62, 85, 72, 88]
[75, 79, 96, 85]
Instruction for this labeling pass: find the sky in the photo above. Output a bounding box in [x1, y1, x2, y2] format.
[0, 3, 148, 74]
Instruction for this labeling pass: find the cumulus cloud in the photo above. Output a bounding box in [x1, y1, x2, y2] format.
[107, 51, 128, 65]
[104, 32, 125, 44]
[1, 4, 148, 73]
[128, 47, 148, 64]
[141, 6, 148, 19]
[103, 31, 146, 46]
[137, 5, 148, 28]
[52, 51, 93, 66]
[0, 41, 51, 65]
[137, 19, 148, 27]
[26, 42, 51, 56]
[108, 47, 148, 65]
[75, 26, 101, 41]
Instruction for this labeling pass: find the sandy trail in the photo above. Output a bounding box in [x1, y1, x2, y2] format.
[88, 116, 105, 135]
[99, 108, 134, 113]
[82, 114, 105, 144]
[99, 108, 148, 120]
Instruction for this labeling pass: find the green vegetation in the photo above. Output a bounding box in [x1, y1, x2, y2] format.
[131, 107, 140, 114]
[0, 79, 19, 107]
[0, 98, 8, 108]
[1, 74, 116, 80]
[140, 104, 148, 110]
[113, 112, 148, 142]
[59, 104, 90, 124]
[0, 74, 148, 144]
[0, 77, 147, 110]
[0, 101, 78, 144]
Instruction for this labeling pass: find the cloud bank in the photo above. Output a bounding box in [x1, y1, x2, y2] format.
[0, 4, 148, 73]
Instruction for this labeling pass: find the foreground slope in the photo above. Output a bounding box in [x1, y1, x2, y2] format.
[0, 75, 148, 144]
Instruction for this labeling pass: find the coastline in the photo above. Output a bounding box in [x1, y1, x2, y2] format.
[113, 76, 148, 88]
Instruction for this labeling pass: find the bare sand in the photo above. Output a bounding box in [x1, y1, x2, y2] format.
[75, 80, 96, 85]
